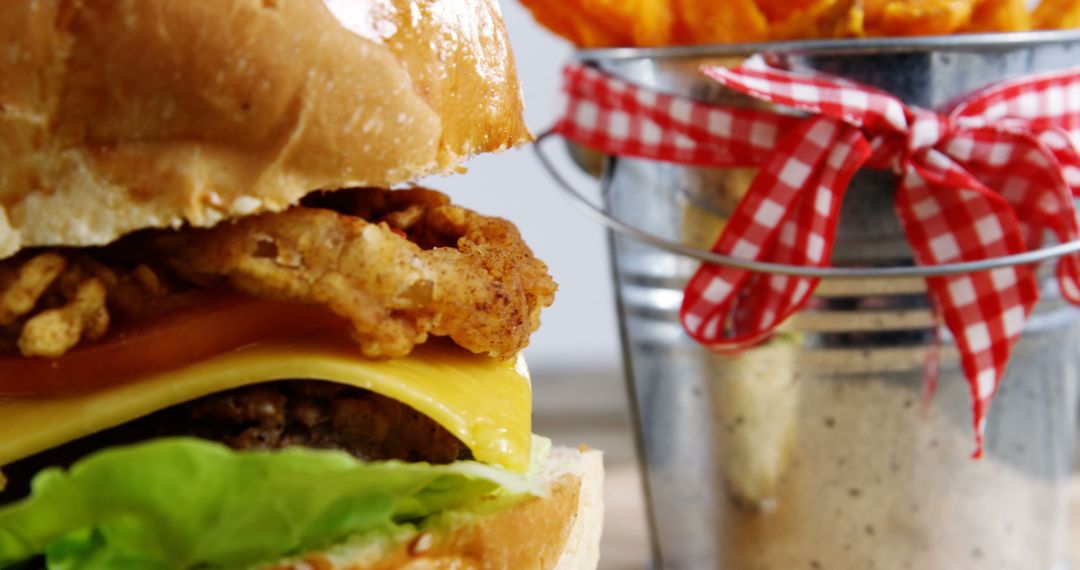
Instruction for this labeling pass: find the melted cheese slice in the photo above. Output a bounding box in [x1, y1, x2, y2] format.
[0, 330, 532, 474]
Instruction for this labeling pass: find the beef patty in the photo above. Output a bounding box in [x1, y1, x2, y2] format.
[0, 381, 471, 505]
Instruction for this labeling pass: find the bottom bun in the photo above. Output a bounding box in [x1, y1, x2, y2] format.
[265, 446, 604, 570]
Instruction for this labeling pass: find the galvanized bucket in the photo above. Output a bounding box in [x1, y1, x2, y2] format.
[538, 31, 1080, 570]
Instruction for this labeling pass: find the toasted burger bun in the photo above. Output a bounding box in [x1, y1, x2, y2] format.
[265, 447, 604, 570]
[0, 0, 530, 258]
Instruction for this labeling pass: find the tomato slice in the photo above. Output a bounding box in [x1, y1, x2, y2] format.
[0, 295, 345, 397]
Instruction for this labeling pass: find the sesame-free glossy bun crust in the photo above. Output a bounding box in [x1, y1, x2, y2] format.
[0, 0, 530, 257]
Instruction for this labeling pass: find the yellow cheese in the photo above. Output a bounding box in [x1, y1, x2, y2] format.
[0, 329, 532, 473]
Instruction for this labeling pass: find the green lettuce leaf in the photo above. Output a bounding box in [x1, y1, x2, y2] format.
[0, 438, 538, 569]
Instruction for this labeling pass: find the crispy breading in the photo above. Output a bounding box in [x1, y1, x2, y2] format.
[0, 253, 66, 326]
[0, 253, 190, 357]
[18, 275, 108, 358]
[0, 255, 111, 358]
[150, 188, 557, 360]
[0, 189, 555, 360]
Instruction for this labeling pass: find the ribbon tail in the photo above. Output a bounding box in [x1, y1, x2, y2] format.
[945, 126, 1080, 307]
[681, 118, 868, 350]
[733, 127, 870, 336]
[895, 166, 1039, 457]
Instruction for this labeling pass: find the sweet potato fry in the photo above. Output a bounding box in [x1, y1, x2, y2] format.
[517, 0, 630, 47]
[964, 0, 1031, 32]
[755, 0, 827, 23]
[1032, 0, 1080, 28]
[517, 0, 584, 45]
[569, 0, 677, 46]
[770, 0, 866, 40]
[630, 0, 677, 46]
[864, 0, 889, 24]
[521, 0, 1075, 48]
[574, 0, 640, 28]
[673, 0, 770, 44]
[867, 0, 977, 35]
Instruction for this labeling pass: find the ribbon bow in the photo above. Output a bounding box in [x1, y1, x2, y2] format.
[555, 57, 1080, 456]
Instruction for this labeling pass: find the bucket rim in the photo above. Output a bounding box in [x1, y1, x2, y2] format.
[573, 30, 1080, 63]
[535, 131, 1080, 279]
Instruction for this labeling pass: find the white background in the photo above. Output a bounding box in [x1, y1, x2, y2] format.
[424, 2, 622, 374]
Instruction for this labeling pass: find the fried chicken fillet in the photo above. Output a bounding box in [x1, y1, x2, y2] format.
[1, 188, 556, 362]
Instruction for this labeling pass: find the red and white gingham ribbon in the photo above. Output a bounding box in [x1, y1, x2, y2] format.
[555, 57, 1080, 456]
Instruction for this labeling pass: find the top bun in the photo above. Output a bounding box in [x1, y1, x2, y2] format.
[0, 0, 530, 258]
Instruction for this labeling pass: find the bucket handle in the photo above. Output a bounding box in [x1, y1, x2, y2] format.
[535, 129, 1080, 280]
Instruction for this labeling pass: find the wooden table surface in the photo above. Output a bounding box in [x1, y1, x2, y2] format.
[598, 465, 1080, 569]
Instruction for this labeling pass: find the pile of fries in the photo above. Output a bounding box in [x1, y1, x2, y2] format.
[519, 0, 1080, 47]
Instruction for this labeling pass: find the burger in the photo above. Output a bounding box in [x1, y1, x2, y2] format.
[0, 1, 603, 569]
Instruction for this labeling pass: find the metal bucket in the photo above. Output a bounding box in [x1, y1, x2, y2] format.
[540, 32, 1080, 570]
